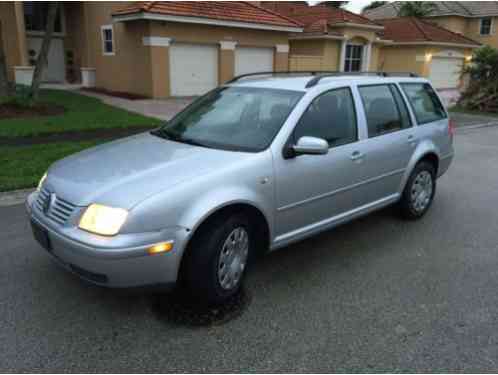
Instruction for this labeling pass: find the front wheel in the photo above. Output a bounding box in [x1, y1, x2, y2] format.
[399, 161, 436, 220]
[181, 212, 253, 306]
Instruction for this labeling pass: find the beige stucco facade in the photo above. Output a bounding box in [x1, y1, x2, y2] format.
[1, 1, 291, 98]
[431, 15, 498, 49]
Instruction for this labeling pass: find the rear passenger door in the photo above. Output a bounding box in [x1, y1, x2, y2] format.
[355, 83, 416, 203]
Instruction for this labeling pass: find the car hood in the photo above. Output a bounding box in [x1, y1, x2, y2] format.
[45, 132, 249, 209]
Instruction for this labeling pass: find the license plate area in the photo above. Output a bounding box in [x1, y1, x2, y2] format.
[31, 220, 51, 252]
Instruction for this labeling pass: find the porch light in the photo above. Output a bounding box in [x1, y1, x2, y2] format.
[425, 53, 432, 62]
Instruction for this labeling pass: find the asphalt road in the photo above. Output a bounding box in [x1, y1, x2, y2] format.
[2, 125, 498, 372]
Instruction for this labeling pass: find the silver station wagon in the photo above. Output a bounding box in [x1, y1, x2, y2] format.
[27, 72, 454, 305]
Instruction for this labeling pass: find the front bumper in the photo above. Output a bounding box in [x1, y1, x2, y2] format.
[26, 192, 190, 288]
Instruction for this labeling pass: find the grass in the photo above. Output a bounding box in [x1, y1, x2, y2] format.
[0, 141, 102, 192]
[448, 105, 498, 118]
[0, 89, 162, 137]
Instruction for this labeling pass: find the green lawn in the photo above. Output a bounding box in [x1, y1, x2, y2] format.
[0, 141, 103, 192]
[0, 89, 162, 137]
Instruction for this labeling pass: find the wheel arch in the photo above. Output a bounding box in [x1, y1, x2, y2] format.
[399, 143, 441, 194]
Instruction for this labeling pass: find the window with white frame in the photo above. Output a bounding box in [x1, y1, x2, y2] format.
[101, 25, 114, 55]
[345, 44, 363, 72]
[480, 17, 492, 35]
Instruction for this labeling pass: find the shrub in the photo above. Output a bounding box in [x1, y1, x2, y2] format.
[458, 46, 498, 113]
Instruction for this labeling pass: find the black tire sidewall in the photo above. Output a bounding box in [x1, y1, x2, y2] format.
[183, 213, 253, 306]
[401, 162, 436, 219]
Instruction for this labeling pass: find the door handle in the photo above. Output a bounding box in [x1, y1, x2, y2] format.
[350, 151, 365, 161]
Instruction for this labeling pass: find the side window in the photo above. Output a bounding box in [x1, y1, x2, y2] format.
[401, 83, 447, 124]
[480, 17, 492, 35]
[101, 25, 115, 55]
[294, 87, 357, 147]
[359, 84, 411, 138]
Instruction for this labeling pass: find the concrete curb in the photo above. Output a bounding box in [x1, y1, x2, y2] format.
[1, 121, 497, 208]
[455, 121, 498, 133]
[0, 188, 34, 207]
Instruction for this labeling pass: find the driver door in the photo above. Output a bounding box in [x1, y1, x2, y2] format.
[272, 87, 365, 243]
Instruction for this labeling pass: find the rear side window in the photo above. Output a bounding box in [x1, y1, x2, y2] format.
[359, 84, 411, 138]
[294, 87, 357, 147]
[401, 83, 447, 124]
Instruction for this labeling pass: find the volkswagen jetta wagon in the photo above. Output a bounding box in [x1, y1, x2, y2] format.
[27, 72, 454, 305]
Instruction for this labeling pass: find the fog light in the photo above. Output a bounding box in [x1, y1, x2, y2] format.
[148, 242, 173, 255]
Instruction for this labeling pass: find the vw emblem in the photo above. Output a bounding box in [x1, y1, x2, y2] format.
[43, 192, 56, 214]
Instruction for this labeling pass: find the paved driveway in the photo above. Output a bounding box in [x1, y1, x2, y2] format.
[2, 126, 498, 372]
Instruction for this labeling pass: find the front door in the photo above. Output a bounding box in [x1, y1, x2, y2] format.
[27, 37, 65, 82]
[273, 87, 365, 243]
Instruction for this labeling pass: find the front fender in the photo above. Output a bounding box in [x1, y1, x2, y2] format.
[398, 139, 441, 194]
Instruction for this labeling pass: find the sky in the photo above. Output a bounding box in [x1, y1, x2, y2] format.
[344, 0, 375, 14]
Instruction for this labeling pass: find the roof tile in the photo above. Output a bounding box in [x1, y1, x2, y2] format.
[113, 1, 302, 28]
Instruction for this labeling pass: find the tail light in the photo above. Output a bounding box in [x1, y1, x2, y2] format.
[448, 119, 455, 137]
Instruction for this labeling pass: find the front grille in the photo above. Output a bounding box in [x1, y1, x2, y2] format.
[35, 187, 76, 225]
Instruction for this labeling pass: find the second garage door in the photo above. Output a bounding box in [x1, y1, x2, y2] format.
[170, 44, 218, 96]
[429, 57, 464, 89]
[235, 47, 274, 76]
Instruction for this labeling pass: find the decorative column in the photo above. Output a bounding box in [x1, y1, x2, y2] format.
[275, 44, 289, 71]
[339, 39, 347, 72]
[219, 41, 237, 83]
[143, 36, 171, 97]
[363, 42, 372, 71]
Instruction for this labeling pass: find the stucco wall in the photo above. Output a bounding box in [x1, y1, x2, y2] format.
[432, 16, 468, 35]
[0, 2, 28, 82]
[378, 45, 427, 76]
[465, 17, 498, 49]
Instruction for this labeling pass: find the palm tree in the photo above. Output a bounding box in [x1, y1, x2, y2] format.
[362, 1, 387, 13]
[398, 2, 436, 17]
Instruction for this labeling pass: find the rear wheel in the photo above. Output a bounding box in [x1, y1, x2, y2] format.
[181, 212, 253, 306]
[400, 161, 436, 220]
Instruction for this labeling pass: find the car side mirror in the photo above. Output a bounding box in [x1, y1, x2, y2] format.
[292, 136, 329, 156]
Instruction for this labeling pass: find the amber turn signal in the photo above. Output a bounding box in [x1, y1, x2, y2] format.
[148, 242, 173, 255]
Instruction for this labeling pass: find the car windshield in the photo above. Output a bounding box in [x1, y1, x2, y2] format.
[154, 86, 304, 152]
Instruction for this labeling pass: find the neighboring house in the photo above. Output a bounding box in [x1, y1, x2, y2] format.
[364, 1, 498, 49]
[0, 1, 302, 97]
[262, 1, 480, 92]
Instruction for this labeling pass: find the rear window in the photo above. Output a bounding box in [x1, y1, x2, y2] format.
[359, 84, 411, 138]
[400, 83, 447, 124]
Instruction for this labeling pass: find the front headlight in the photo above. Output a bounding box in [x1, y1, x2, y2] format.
[37, 173, 47, 191]
[78, 204, 128, 236]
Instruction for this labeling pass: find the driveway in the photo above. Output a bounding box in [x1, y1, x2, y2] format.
[2, 126, 498, 372]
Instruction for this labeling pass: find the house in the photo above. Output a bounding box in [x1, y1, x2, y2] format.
[0, 1, 302, 97]
[364, 1, 498, 49]
[262, 1, 480, 92]
[0, 1, 480, 99]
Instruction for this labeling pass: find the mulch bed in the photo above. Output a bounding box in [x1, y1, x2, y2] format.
[81, 87, 149, 100]
[0, 125, 158, 147]
[0, 102, 65, 120]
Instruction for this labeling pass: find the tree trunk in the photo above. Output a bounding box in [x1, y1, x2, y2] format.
[30, 2, 58, 102]
[0, 21, 10, 98]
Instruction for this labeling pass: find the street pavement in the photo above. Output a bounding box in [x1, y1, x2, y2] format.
[2, 126, 498, 372]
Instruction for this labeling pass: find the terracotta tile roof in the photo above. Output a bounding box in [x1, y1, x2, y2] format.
[113, 1, 302, 28]
[378, 17, 481, 46]
[262, 2, 382, 28]
[365, 1, 498, 19]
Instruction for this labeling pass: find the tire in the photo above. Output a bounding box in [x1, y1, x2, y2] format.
[399, 161, 436, 220]
[181, 212, 253, 306]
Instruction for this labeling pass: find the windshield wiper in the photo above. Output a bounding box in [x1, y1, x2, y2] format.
[151, 129, 211, 149]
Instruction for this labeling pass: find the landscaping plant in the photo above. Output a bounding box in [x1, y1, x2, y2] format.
[458, 46, 498, 113]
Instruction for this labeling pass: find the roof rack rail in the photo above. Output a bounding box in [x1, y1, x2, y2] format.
[226, 71, 342, 84]
[305, 71, 419, 88]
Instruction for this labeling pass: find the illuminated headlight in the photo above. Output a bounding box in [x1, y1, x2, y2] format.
[37, 173, 47, 191]
[78, 204, 128, 236]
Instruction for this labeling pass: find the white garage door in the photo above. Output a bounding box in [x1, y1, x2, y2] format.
[170, 44, 218, 96]
[27, 37, 65, 82]
[235, 47, 274, 76]
[429, 57, 464, 89]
